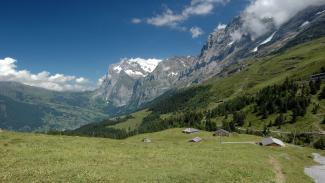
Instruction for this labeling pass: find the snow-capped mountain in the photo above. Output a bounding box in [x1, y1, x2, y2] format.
[111, 58, 161, 78]
[130, 56, 197, 106]
[95, 58, 160, 106]
[178, 4, 325, 84]
[96, 4, 325, 108]
[96, 56, 196, 107]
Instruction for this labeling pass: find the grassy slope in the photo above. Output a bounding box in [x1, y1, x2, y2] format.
[204, 37, 325, 109]
[146, 37, 325, 132]
[111, 109, 151, 131]
[61, 38, 325, 135]
[0, 129, 322, 183]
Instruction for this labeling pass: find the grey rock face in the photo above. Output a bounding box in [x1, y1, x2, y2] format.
[97, 5, 325, 108]
[131, 56, 197, 106]
[96, 56, 195, 107]
[95, 58, 156, 107]
[96, 56, 196, 107]
[179, 5, 325, 84]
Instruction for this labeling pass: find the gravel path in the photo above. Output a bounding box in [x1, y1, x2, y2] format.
[304, 153, 325, 183]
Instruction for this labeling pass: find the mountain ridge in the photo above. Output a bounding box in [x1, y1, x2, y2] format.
[96, 4, 325, 108]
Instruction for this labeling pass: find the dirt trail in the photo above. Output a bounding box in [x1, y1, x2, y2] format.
[305, 153, 325, 183]
[269, 156, 285, 183]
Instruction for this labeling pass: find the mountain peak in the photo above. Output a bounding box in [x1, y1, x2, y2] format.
[110, 58, 161, 78]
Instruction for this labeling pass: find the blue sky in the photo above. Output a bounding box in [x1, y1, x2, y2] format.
[0, 0, 248, 89]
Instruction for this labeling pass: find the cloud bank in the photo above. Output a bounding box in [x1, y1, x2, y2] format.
[0, 57, 95, 91]
[242, 0, 325, 38]
[133, 0, 230, 38]
[146, 0, 229, 27]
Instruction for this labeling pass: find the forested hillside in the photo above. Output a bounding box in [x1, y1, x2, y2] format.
[59, 38, 325, 148]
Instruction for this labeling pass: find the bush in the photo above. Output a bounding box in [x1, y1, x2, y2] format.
[313, 137, 325, 150]
[319, 86, 325, 100]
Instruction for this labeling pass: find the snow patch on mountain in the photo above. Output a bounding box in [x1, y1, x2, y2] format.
[253, 32, 276, 52]
[113, 65, 122, 73]
[127, 58, 161, 73]
[300, 21, 310, 27]
[124, 70, 146, 77]
[168, 72, 178, 77]
[316, 9, 325, 15]
[261, 32, 276, 45]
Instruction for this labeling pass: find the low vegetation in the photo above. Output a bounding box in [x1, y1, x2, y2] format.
[55, 38, 325, 150]
[0, 129, 322, 183]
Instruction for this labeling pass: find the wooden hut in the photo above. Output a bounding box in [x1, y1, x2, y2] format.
[189, 137, 202, 142]
[143, 138, 151, 143]
[182, 128, 199, 134]
[260, 137, 285, 147]
[213, 129, 230, 136]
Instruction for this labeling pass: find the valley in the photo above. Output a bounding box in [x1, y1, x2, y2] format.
[0, 1, 325, 182]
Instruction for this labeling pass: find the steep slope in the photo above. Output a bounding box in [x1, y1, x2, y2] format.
[95, 58, 161, 107]
[179, 5, 325, 84]
[69, 37, 325, 146]
[97, 56, 196, 107]
[96, 5, 325, 109]
[130, 56, 197, 106]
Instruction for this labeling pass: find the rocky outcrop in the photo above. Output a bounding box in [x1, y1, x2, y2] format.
[97, 5, 325, 108]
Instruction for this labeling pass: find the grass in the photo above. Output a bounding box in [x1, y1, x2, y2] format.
[202, 37, 325, 109]
[0, 128, 323, 183]
[152, 38, 325, 132]
[110, 109, 151, 131]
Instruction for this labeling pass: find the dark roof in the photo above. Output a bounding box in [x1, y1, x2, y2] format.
[189, 137, 202, 142]
[214, 129, 230, 134]
[182, 128, 200, 133]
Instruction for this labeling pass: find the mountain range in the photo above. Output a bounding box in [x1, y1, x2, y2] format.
[1, 4, 325, 132]
[95, 4, 325, 107]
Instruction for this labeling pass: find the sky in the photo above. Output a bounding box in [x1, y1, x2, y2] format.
[0, 0, 248, 90]
[1, 0, 323, 91]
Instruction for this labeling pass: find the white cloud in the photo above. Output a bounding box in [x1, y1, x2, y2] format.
[147, 8, 185, 27]
[146, 0, 230, 28]
[242, 0, 325, 38]
[230, 30, 243, 42]
[190, 26, 204, 38]
[215, 23, 227, 31]
[97, 75, 106, 86]
[131, 18, 142, 24]
[0, 57, 95, 91]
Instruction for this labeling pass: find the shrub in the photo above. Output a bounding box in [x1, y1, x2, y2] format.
[319, 86, 325, 100]
[313, 137, 325, 150]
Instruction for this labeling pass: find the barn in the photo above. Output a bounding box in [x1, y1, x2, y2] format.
[189, 137, 202, 142]
[213, 129, 230, 136]
[182, 128, 199, 134]
[143, 138, 151, 143]
[260, 137, 285, 147]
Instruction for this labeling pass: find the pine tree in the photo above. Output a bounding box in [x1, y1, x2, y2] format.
[319, 86, 325, 100]
[262, 124, 270, 136]
[291, 109, 297, 123]
[309, 81, 317, 95]
[315, 78, 321, 91]
[275, 113, 284, 127]
[312, 104, 320, 114]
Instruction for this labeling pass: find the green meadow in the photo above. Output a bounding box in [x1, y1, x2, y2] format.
[0, 128, 322, 183]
